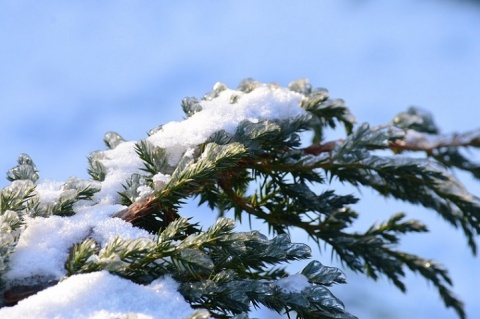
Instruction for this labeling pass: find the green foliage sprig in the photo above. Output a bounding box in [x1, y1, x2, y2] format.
[67, 217, 355, 319]
[0, 155, 100, 297]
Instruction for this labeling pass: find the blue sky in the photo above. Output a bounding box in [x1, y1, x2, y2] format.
[1, 1, 480, 318]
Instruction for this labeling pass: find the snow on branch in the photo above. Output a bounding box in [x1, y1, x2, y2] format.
[1, 79, 479, 319]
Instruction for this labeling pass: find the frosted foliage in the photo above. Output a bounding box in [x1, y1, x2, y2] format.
[92, 84, 304, 202]
[91, 217, 153, 246]
[136, 185, 154, 200]
[34, 180, 64, 203]
[4, 83, 305, 286]
[152, 173, 171, 190]
[147, 85, 305, 166]
[95, 141, 144, 202]
[4, 203, 145, 283]
[0, 271, 194, 319]
[5, 216, 92, 281]
[2, 82, 307, 318]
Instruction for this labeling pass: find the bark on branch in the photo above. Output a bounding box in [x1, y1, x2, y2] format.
[390, 128, 480, 152]
[302, 128, 480, 156]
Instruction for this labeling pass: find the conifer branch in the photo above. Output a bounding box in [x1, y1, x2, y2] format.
[391, 128, 480, 151]
[303, 128, 480, 156]
[2, 79, 479, 318]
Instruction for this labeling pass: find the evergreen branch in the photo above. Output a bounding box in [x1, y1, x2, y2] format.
[218, 170, 466, 317]
[390, 251, 465, 319]
[391, 106, 440, 134]
[107, 106, 478, 318]
[0, 210, 24, 279]
[320, 226, 465, 318]
[87, 151, 107, 181]
[103, 131, 125, 149]
[0, 181, 36, 214]
[6, 154, 39, 184]
[289, 78, 356, 141]
[64, 217, 355, 318]
[300, 260, 347, 286]
[118, 173, 149, 206]
[390, 128, 480, 151]
[303, 127, 480, 156]
[113, 142, 248, 231]
[329, 161, 480, 254]
[65, 239, 100, 275]
[135, 140, 174, 175]
[300, 124, 480, 255]
[0, 177, 44, 306]
[182, 97, 203, 117]
[4, 80, 480, 318]
[431, 147, 480, 180]
[26, 178, 100, 218]
[112, 193, 180, 233]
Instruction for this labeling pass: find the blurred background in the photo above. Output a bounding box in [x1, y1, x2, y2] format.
[1, 0, 480, 318]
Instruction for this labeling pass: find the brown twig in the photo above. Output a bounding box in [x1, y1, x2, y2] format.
[302, 128, 480, 156]
[2, 280, 57, 307]
[302, 140, 339, 156]
[389, 129, 480, 152]
[112, 194, 160, 223]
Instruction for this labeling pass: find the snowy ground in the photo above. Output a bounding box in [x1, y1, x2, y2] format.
[1, 1, 480, 318]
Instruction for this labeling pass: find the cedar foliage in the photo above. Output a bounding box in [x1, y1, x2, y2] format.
[1, 79, 480, 318]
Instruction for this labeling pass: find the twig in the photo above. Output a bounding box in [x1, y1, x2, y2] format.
[302, 128, 480, 156]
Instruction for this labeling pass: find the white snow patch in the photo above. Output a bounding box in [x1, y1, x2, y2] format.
[147, 85, 305, 167]
[34, 179, 65, 203]
[136, 185, 154, 200]
[275, 274, 310, 293]
[152, 173, 171, 190]
[5, 215, 92, 282]
[0, 271, 194, 319]
[4, 202, 147, 284]
[91, 217, 154, 246]
[95, 141, 144, 203]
